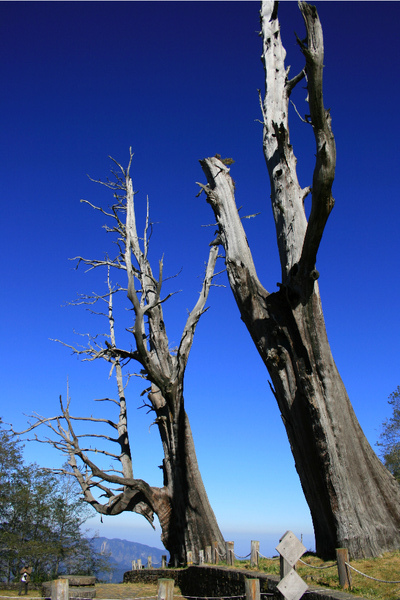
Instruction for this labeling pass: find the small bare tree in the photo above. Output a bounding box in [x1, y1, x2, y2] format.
[198, 1, 400, 559]
[21, 149, 225, 566]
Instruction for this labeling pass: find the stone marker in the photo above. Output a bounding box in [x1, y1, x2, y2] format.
[276, 531, 308, 600]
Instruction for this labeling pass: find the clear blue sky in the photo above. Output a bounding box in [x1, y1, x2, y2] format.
[1, 1, 399, 558]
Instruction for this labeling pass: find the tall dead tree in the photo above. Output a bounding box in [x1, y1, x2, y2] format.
[22, 150, 225, 566]
[198, 1, 400, 559]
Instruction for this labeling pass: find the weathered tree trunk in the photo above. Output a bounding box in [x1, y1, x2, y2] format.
[198, 1, 400, 558]
[200, 158, 400, 559]
[154, 403, 224, 565]
[148, 384, 225, 565]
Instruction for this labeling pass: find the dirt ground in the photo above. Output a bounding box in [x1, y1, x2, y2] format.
[96, 583, 161, 599]
[0, 583, 173, 600]
[0, 593, 42, 599]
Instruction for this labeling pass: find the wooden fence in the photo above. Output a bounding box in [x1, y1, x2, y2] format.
[130, 538, 352, 592]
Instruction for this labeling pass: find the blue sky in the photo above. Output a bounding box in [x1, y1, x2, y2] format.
[1, 1, 399, 558]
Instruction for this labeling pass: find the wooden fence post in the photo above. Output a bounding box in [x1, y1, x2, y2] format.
[245, 578, 260, 600]
[51, 579, 69, 600]
[212, 541, 219, 564]
[205, 545, 212, 563]
[157, 579, 174, 600]
[336, 548, 352, 590]
[225, 541, 234, 566]
[161, 555, 167, 568]
[147, 556, 152, 569]
[250, 541, 259, 568]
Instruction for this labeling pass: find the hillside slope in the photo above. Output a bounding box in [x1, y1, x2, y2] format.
[92, 537, 168, 583]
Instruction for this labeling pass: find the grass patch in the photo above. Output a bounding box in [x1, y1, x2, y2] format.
[234, 550, 400, 600]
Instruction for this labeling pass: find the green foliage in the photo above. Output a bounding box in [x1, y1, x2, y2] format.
[377, 386, 400, 482]
[0, 420, 112, 583]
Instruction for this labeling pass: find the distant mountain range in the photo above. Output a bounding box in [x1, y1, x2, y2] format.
[92, 537, 168, 583]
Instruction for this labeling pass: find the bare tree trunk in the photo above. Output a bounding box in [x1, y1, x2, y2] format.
[198, 1, 400, 558]
[154, 399, 224, 564]
[200, 159, 400, 559]
[145, 381, 224, 565]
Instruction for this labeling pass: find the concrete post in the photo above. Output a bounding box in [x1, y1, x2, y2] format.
[212, 541, 219, 564]
[245, 578, 260, 600]
[157, 578, 174, 600]
[51, 579, 69, 600]
[250, 541, 259, 568]
[225, 541, 234, 566]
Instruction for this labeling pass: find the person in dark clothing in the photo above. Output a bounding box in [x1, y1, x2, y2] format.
[18, 567, 31, 596]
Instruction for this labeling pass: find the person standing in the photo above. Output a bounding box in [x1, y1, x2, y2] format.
[18, 566, 31, 596]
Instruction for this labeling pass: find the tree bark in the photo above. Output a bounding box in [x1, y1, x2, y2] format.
[153, 397, 224, 565]
[198, 1, 400, 559]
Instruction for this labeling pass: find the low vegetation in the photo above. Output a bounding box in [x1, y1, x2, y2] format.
[237, 551, 400, 600]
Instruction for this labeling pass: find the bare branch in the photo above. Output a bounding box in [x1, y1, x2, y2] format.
[176, 244, 219, 374]
[94, 397, 120, 406]
[290, 99, 312, 125]
[18, 394, 158, 527]
[260, 0, 308, 283]
[199, 157, 263, 298]
[68, 416, 118, 429]
[287, 68, 306, 96]
[296, 1, 336, 279]
[73, 444, 121, 458]
[70, 256, 127, 273]
[79, 199, 115, 219]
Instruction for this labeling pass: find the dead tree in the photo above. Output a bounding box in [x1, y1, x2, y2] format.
[198, 1, 400, 559]
[21, 149, 225, 566]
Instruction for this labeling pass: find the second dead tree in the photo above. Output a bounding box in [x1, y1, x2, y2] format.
[199, 1, 400, 559]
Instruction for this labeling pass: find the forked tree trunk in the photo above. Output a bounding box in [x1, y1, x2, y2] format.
[20, 151, 225, 567]
[198, 1, 400, 559]
[200, 158, 400, 559]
